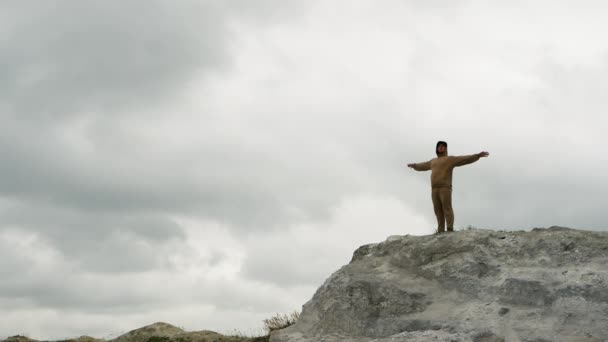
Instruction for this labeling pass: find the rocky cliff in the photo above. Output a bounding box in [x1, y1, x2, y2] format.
[270, 227, 608, 342]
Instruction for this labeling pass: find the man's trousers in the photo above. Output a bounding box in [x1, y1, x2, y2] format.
[432, 187, 454, 232]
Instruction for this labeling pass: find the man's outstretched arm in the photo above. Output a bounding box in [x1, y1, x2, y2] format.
[407, 160, 432, 171]
[451, 151, 489, 167]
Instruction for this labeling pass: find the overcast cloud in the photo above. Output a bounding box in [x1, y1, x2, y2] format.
[1, 0, 607, 339]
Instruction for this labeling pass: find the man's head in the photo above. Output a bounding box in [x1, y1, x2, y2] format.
[436, 141, 447, 156]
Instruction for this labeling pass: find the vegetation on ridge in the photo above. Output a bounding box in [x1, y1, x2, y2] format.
[1, 312, 300, 342]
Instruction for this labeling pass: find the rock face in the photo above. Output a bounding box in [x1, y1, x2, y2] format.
[270, 227, 608, 342]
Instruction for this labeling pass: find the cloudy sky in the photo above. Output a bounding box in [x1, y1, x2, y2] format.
[1, 0, 607, 339]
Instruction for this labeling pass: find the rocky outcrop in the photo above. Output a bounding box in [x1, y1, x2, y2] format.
[270, 227, 608, 342]
[110, 323, 186, 342]
[108, 322, 254, 342]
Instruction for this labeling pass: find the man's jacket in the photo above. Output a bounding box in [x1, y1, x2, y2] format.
[412, 153, 480, 188]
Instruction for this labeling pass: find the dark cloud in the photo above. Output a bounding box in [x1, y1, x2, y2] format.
[0, 274, 153, 311]
[0, 0, 320, 256]
[0, 109, 368, 232]
[0, 1, 233, 119]
[0, 0, 311, 121]
[0, 201, 189, 273]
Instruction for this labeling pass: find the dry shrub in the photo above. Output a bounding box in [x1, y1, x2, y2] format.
[262, 312, 300, 333]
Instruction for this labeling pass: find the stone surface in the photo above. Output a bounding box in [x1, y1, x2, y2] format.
[108, 322, 250, 342]
[270, 227, 608, 342]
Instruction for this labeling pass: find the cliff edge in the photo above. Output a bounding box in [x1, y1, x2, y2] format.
[270, 227, 608, 342]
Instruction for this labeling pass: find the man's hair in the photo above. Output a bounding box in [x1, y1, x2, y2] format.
[436, 141, 447, 155]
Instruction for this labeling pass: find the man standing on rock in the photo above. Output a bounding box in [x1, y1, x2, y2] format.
[407, 141, 489, 234]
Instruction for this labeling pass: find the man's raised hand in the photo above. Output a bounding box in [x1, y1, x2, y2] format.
[479, 151, 490, 158]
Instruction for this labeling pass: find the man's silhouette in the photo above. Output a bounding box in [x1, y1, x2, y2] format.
[408, 141, 489, 233]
